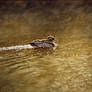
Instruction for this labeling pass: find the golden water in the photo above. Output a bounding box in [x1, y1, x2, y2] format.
[0, 8, 92, 92]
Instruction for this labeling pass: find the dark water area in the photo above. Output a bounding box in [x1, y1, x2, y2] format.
[0, 1, 92, 92]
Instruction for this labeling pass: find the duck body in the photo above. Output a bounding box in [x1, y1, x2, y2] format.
[30, 40, 55, 48]
[30, 36, 56, 48]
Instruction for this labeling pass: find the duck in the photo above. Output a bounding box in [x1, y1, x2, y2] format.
[29, 36, 56, 48]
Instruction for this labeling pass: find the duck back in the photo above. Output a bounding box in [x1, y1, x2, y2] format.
[30, 41, 55, 48]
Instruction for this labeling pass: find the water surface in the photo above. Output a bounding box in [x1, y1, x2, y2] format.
[0, 7, 92, 92]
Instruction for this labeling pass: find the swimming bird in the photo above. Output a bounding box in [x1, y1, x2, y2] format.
[30, 36, 56, 48]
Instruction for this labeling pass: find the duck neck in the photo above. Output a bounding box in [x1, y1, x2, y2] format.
[48, 40, 53, 42]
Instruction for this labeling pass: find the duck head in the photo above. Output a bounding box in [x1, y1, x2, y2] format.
[47, 36, 55, 41]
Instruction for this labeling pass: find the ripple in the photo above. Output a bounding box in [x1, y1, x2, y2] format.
[0, 44, 33, 51]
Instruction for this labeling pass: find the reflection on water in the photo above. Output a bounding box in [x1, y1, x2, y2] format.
[0, 7, 92, 92]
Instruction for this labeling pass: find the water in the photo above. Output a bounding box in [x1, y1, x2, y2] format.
[0, 7, 92, 92]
